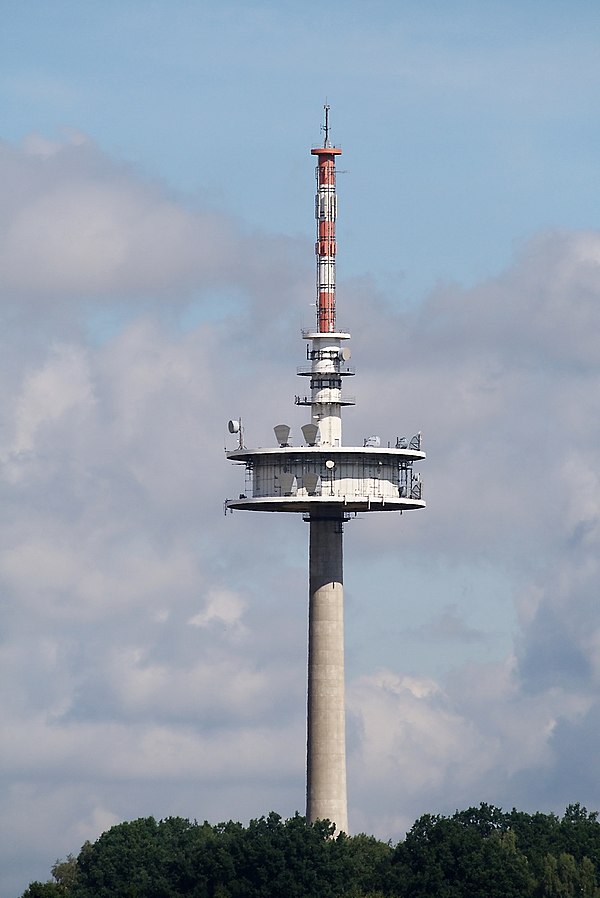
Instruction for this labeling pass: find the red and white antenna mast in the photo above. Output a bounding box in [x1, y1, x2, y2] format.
[312, 104, 342, 333]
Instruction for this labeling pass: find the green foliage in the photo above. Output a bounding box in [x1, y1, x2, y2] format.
[20, 803, 600, 898]
[51, 854, 78, 893]
[505, 808, 561, 878]
[538, 851, 600, 898]
[20, 852, 79, 898]
[336, 832, 392, 895]
[390, 806, 534, 898]
[73, 816, 213, 898]
[20, 884, 63, 898]
[67, 812, 354, 898]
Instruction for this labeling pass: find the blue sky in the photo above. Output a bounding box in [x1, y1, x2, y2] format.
[4, 1, 600, 298]
[4, 1, 600, 894]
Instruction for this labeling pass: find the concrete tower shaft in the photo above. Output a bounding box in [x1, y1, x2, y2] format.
[307, 515, 347, 832]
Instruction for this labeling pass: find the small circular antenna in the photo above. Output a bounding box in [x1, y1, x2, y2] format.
[341, 348, 351, 362]
[228, 420, 240, 434]
[325, 459, 335, 469]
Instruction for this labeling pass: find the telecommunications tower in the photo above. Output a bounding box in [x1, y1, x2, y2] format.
[225, 107, 425, 833]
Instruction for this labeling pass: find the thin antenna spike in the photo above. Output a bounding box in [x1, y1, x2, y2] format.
[323, 103, 331, 147]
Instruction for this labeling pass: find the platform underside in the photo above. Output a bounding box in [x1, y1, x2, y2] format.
[225, 496, 426, 513]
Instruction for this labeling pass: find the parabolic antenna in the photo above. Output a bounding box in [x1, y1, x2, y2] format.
[303, 472, 320, 494]
[302, 423, 319, 446]
[274, 424, 291, 446]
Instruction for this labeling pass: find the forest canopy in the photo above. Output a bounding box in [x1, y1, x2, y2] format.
[20, 803, 600, 898]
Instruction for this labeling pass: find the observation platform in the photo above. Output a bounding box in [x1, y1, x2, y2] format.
[296, 365, 356, 376]
[294, 394, 356, 406]
[301, 329, 351, 340]
[225, 445, 426, 514]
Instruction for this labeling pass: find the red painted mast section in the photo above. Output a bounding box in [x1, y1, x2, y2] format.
[311, 105, 342, 333]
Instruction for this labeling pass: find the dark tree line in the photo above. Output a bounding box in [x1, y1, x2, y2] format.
[21, 803, 600, 898]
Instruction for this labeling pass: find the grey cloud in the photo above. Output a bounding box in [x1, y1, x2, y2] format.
[5, 131, 600, 894]
[407, 604, 488, 644]
[339, 229, 600, 840]
[0, 133, 308, 322]
[0, 134, 223, 298]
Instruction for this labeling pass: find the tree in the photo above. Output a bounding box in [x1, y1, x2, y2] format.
[20, 885, 63, 898]
[558, 804, 600, 867]
[334, 832, 392, 896]
[505, 809, 561, 880]
[390, 805, 534, 898]
[51, 854, 78, 893]
[20, 852, 79, 898]
[19, 803, 600, 898]
[537, 852, 600, 898]
[73, 816, 204, 898]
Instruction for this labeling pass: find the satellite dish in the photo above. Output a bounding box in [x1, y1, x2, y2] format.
[228, 420, 240, 434]
[325, 459, 335, 469]
[364, 435, 381, 447]
[274, 424, 291, 447]
[301, 423, 319, 446]
[341, 347, 351, 362]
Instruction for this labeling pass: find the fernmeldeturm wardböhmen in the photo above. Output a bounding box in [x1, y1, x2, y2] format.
[225, 106, 426, 834]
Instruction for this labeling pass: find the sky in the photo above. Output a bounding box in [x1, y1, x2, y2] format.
[3, 0, 600, 893]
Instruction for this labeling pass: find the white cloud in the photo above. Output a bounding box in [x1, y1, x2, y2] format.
[8, 343, 94, 457]
[189, 588, 247, 632]
[347, 659, 592, 840]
